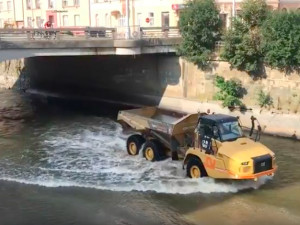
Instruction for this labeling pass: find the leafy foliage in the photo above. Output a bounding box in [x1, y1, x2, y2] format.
[262, 11, 300, 72]
[239, 0, 268, 27]
[177, 0, 221, 68]
[214, 76, 244, 107]
[257, 90, 273, 108]
[221, 0, 268, 74]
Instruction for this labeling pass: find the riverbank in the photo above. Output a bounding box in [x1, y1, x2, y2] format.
[25, 88, 300, 140]
[158, 96, 300, 140]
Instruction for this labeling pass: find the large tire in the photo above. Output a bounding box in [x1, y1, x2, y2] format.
[126, 134, 145, 156]
[143, 140, 164, 162]
[186, 157, 207, 178]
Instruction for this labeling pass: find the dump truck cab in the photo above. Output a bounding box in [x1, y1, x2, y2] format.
[184, 114, 277, 180]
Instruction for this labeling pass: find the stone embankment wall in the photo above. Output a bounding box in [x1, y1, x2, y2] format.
[0, 60, 23, 89]
[1, 55, 300, 138]
[0, 60, 33, 128]
[161, 58, 300, 114]
[0, 59, 30, 90]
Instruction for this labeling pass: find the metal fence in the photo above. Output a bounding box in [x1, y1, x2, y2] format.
[0, 26, 181, 41]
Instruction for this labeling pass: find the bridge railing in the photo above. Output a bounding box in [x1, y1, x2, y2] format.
[140, 27, 181, 38]
[0, 27, 181, 41]
[0, 27, 115, 41]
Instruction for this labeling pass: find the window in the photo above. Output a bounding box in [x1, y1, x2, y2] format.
[73, 0, 79, 6]
[149, 12, 154, 26]
[161, 12, 169, 31]
[199, 124, 213, 138]
[7, 1, 11, 11]
[219, 14, 227, 29]
[118, 15, 125, 26]
[63, 15, 68, 26]
[74, 15, 80, 26]
[35, 0, 41, 9]
[49, 15, 54, 24]
[95, 14, 99, 26]
[236, 10, 242, 17]
[27, 17, 32, 27]
[26, 0, 32, 9]
[105, 13, 110, 27]
[36, 16, 43, 27]
[62, 0, 67, 7]
[218, 121, 243, 142]
[137, 13, 142, 26]
[48, 0, 54, 8]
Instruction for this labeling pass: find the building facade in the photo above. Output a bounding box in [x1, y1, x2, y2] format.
[0, 0, 23, 28]
[0, 0, 91, 28]
[22, 0, 90, 28]
[0, 0, 300, 29]
[90, 0, 300, 30]
[90, 0, 186, 29]
[279, 0, 300, 11]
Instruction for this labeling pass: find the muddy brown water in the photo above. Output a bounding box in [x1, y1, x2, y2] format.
[0, 90, 299, 225]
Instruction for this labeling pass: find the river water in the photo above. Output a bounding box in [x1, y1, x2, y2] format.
[0, 90, 300, 225]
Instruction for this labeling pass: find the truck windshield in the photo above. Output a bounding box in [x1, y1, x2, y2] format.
[218, 121, 243, 141]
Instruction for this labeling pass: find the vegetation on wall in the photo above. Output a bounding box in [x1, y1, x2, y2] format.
[262, 11, 300, 72]
[214, 75, 244, 107]
[257, 90, 273, 108]
[221, 0, 268, 74]
[177, 0, 221, 68]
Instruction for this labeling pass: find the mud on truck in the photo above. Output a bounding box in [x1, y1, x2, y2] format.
[118, 107, 277, 180]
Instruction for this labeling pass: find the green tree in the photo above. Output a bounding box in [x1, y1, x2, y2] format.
[262, 11, 300, 72]
[239, 0, 268, 27]
[221, 0, 268, 74]
[177, 0, 221, 68]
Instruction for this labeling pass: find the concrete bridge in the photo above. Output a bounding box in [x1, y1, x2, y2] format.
[0, 27, 181, 62]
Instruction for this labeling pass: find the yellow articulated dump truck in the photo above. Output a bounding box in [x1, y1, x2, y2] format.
[117, 107, 277, 180]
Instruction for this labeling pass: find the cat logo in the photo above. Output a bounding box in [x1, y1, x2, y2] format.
[261, 162, 266, 167]
[204, 157, 216, 170]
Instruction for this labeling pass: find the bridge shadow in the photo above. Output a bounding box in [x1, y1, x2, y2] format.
[22, 54, 182, 107]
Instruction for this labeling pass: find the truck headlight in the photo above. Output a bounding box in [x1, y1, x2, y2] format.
[241, 161, 249, 165]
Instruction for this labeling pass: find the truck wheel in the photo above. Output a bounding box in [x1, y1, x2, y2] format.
[143, 140, 162, 162]
[127, 134, 145, 156]
[187, 157, 206, 178]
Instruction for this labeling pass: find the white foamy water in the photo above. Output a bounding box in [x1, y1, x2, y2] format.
[0, 117, 271, 194]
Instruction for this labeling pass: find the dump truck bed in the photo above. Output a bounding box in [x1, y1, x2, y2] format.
[117, 107, 199, 136]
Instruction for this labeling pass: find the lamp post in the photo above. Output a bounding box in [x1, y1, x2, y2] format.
[125, 0, 130, 39]
[232, 0, 236, 17]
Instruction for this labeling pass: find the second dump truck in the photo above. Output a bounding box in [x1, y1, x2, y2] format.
[118, 107, 277, 180]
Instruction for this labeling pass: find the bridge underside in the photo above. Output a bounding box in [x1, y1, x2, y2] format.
[25, 54, 182, 106]
[0, 38, 180, 62]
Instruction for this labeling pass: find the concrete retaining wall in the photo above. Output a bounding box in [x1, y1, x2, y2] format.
[1, 55, 300, 138]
